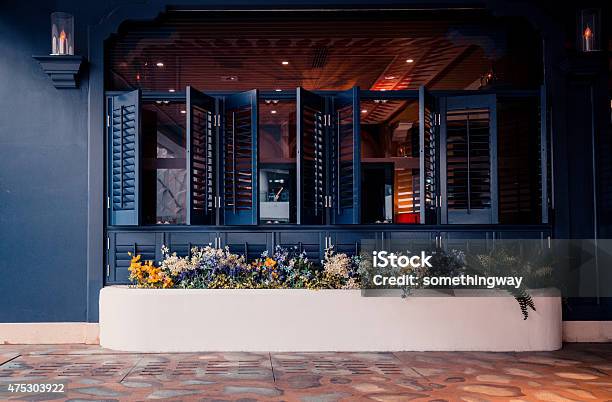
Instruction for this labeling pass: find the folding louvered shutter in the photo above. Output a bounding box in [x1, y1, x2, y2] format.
[109, 90, 141, 225]
[419, 86, 437, 224]
[297, 87, 326, 224]
[186, 86, 217, 225]
[222, 90, 258, 225]
[441, 95, 497, 224]
[331, 87, 361, 224]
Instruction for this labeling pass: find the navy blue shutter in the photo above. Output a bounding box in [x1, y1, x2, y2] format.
[222, 90, 258, 225]
[186, 86, 217, 225]
[419, 86, 437, 224]
[332, 87, 361, 224]
[109, 90, 141, 225]
[297, 87, 326, 225]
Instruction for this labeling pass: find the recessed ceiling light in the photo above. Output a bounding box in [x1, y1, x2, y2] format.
[384, 76, 396, 80]
[180, 110, 186, 114]
[361, 109, 368, 113]
[281, 61, 289, 65]
[271, 110, 277, 114]
[275, 89, 282, 92]
[168, 89, 175, 93]
[406, 58, 414, 63]
[156, 62, 164, 67]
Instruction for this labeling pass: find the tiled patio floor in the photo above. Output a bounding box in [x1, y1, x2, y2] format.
[0, 344, 611, 401]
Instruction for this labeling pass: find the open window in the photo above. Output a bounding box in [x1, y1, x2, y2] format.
[259, 97, 297, 224]
[360, 95, 421, 224]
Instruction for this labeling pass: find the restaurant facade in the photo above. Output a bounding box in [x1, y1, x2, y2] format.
[0, 0, 611, 344]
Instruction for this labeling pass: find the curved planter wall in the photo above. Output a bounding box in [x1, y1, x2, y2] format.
[99, 287, 562, 352]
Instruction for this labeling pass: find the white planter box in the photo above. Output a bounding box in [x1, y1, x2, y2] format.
[99, 286, 561, 352]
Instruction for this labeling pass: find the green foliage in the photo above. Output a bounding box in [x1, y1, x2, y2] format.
[464, 244, 555, 319]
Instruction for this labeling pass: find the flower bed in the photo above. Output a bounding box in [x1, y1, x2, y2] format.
[128, 245, 361, 290]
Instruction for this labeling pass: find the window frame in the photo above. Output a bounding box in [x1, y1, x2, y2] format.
[105, 88, 548, 228]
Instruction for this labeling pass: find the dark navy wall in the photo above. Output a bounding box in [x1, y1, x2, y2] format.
[0, 1, 111, 322]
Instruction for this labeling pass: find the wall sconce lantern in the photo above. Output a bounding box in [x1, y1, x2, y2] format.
[579, 9, 601, 52]
[51, 12, 74, 55]
[33, 12, 84, 88]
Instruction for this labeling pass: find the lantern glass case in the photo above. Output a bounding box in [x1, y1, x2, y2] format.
[51, 12, 74, 55]
[579, 9, 600, 52]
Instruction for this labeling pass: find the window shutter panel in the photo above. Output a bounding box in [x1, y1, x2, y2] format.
[222, 90, 258, 225]
[331, 87, 361, 224]
[297, 87, 327, 224]
[419, 86, 437, 224]
[109, 89, 141, 225]
[442, 94, 497, 224]
[186, 86, 217, 225]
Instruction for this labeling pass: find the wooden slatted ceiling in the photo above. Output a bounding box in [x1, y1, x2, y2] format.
[106, 10, 510, 95]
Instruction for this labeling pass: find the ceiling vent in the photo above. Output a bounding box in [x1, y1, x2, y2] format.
[311, 47, 329, 69]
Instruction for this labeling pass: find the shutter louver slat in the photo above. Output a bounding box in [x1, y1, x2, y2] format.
[447, 108, 491, 219]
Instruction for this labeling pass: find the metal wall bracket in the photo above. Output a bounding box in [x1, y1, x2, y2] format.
[33, 55, 85, 89]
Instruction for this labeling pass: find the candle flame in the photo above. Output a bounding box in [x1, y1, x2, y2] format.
[60, 30, 66, 40]
[583, 25, 592, 39]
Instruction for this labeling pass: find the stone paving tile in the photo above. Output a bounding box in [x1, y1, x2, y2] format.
[0, 344, 611, 401]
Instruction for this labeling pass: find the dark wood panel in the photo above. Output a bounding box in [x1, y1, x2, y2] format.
[106, 227, 551, 284]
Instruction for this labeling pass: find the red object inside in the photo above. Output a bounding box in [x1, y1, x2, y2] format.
[396, 213, 420, 224]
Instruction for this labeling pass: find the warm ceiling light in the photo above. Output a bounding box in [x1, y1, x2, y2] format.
[271, 110, 277, 114]
[384, 76, 396, 80]
[379, 89, 387, 91]
[180, 110, 186, 114]
[275, 89, 282, 92]
[406, 58, 414, 63]
[156, 62, 164, 67]
[361, 109, 368, 113]
[168, 89, 175, 93]
[281, 61, 289, 65]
